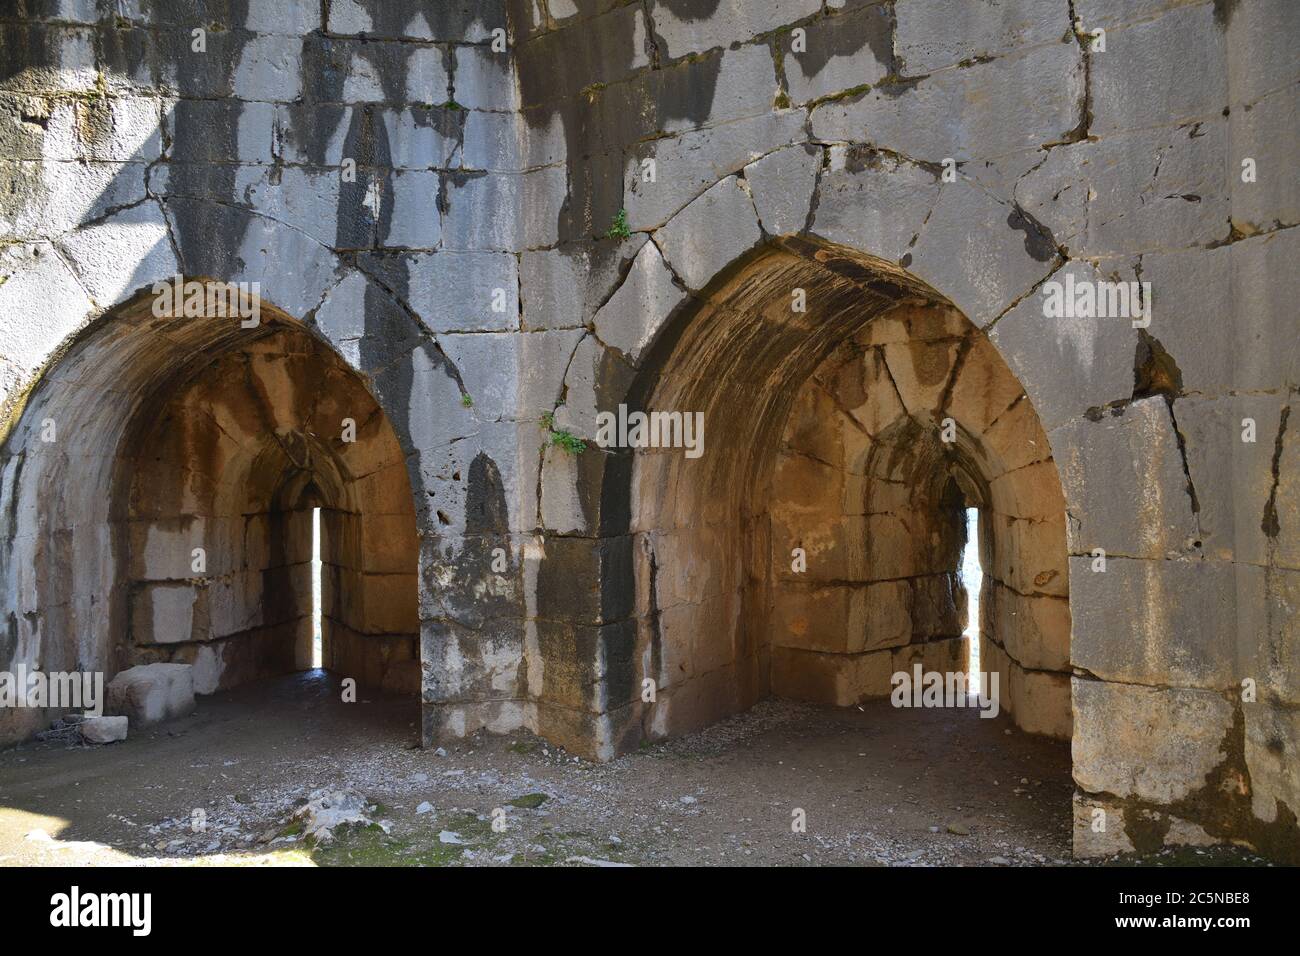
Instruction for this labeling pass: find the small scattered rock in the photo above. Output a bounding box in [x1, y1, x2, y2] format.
[291, 789, 372, 844]
[80, 715, 128, 744]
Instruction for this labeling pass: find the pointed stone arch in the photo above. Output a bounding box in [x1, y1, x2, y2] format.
[0, 279, 423, 744]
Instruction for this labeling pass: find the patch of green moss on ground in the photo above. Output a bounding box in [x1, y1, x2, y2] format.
[309, 811, 503, 867]
[507, 793, 548, 809]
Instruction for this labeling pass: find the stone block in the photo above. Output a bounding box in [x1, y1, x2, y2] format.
[1244, 702, 1300, 827]
[106, 662, 196, 726]
[1071, 792, 1135, 858]
[1072, 677, 1233, 804]
[1229, 228, 1300, 394]
[986, 582, 1070, 672]
[360, 250, 518, 334]
[654, 174, 763, 292]
[883, 338, 961, 417]
[1050, 397, 1199, 558]
[520, 237, 647, 330]
[649, 0, 822, 58]
[625, 112, 806, 231]
[744, 142, 820, 236]
[1009, 665, 1071, 739]
[1175, 393, 1284, 566]
[1076, 121, 1229, 257]
[593, 239, 688, 363]
[784, 4, 892, 105]
[130, 584, 197, 645]
[1090, 3, 1226, 135]
[810, 149, 940, 264]
[80, 715, 128, 743]
[987, 259, 1135, 431]
[384, 169, 443, 248]
[770, 645, 895, 706]
[810, 41, 1082, 162]
[909, 180, 1058, 325]
[1070, 555, 1238, 689]
[895, 0, 1062, 75]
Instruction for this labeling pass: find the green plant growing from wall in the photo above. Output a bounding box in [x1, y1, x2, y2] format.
[605, 207, 631, 241]
[540, 409, 586, 455]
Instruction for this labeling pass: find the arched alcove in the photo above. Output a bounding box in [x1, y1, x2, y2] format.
[0, 281, 420, 744]
[591, 238, 1071, 748]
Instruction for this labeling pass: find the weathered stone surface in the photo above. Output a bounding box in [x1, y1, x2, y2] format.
[106, 663, 197, 726]
[883, 338, 961, 416]
[245, 0, 319, 36]
[1229, 228, 1300, 394]
[1051, 398, 1199, 559]
[36, 96, 164, 163]
[80, 714, 128, 743]
[909, 181, 1058, 325]
[1080, 120, 1229, 257]
[553, 332, 604, 439]
[810, 149, 940, 262]
[326, 0, 500, 42]
[55, 201, 178, 307]
[1071, 792, 1136, 858]
[649, 0, 822, 59]
[1175, 393, 1284, 566]
[1225, 0, 1300, 107]
[987, 260, 1134, 431]
[360, 250, 518, 333]
[1245, 702, 1300, 825]
[783, 3, 892, 105]
[465, 106, 565, 171]
[810, 41, 1083, 162]
[1073, 678, 1233, 804]
[744, 142, 819, 236]
[0, 157, 148, 239]
[1070, 556, 1238, 689]
[986, 583, 1069, 672]
[520, 237, 645, 331]
[896, 0, 1063, 74]
[1009, 666, 1072, 740]
[770, 644, 895, 706]
[654, 174, 762, 291]
[1090, 3, 1226, 136]
[441, 166, 566, 250]
[384, 169, 443, 248]
[1235, 565, 1300, 706]
[592, 239, 687, 363]
[232, 34, 304, 102]
[1229, 85, 1299, 232]
[0, 241, 95, 371]
[624, 112, 805, 231]
[453, 45, 516, 111]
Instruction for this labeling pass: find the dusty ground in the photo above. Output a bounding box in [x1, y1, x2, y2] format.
[0, 671, 1255, 867]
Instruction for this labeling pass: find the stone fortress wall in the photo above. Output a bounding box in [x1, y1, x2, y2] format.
[0, 0, 1295, 859]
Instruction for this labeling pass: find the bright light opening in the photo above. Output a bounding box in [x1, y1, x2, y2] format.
[311, 506, 322, 669]
[960, 506, 981, 695]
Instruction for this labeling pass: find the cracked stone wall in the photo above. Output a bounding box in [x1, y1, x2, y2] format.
[0, 0, 1296, 860]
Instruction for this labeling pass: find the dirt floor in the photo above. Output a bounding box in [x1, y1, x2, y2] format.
[0, 671, 1259, 867]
